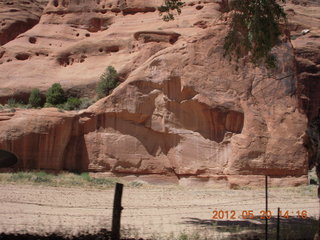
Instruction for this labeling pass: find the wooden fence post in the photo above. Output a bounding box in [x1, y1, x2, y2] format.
[111, 183, 124, 240]
[277, 207, 280, 240]
[265, 175, 268, 240]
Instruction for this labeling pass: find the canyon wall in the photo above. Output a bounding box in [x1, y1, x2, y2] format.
[0, 0, 319, 186]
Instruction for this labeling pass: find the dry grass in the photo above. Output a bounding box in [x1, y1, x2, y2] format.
[0, 171, 123, 189]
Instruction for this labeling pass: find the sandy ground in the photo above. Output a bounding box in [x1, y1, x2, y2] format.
[0, 184, 319, 239]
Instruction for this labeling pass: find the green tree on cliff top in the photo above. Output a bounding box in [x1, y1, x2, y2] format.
[158, 0, 287, 68]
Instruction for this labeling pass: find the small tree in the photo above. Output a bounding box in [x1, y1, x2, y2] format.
[96, 66, 119, 99]
[223, 0, 286, 68]
[65, 97, 82, 110]
[46, 83, 65, 105]
[158, 0, 286, 68]
[7, 98, 17, 108]
[29, 88, 42, 108]
[158, 0, 185, 21]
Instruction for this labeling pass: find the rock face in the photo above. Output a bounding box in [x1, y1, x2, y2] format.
[0, 0, 48, 46]
[285, 1, 320, 121]
[0, 0, 318, 186]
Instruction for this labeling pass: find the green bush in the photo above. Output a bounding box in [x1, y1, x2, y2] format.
[5, 98, 30, 109]
[46, 83, 65, 105]
[44, 102, 54, 108]
[158, 0, 185, 21]
[8, 171, 53, 184]
[80, 172, 117, 186]
[29, 88, 42, 108]
[32, 172, 52, 183]
[80, 172, 91, 181]
[79, 97, 95, 109]
[64, 97, 82, 110]
[7, 98, 17, 108]
[96, 66, 119, 99]
[9, 172, 33, 182]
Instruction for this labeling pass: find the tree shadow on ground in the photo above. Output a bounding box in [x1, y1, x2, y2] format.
[181, 216, 318, 240]
[0, 229, 144, 240]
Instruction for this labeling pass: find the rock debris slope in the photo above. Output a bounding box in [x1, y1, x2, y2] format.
[0, 0, 318, 187]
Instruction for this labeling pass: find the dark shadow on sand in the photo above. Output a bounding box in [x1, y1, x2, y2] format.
[181, 216, 318, 240]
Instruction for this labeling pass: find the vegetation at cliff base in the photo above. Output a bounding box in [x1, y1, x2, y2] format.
[2, 98, 30, 109]
[44, 83, 95, 111]
[65, 97, 82, 110]
[96, 66, 119, 99]
[1, 65, 119, 111]
[2, 85, 99, 111]
[46, 83, 66, 105]
[0, 171, 119, 188]
[28, 88, 42, 108]
[7, 98, 19, 108]
[0, 171, 145, 189]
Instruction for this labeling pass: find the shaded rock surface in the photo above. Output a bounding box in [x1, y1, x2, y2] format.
[285, 1, 320, 121]
[0, 0, 318, 186]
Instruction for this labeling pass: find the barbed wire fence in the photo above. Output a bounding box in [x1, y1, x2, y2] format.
[0, 180, 319, 240]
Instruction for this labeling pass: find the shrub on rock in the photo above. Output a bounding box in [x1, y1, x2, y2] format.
[96, 66, 119, 99]
[29, 88, 42, 108]
[65, 97, 82, 110]
[46, 83, 65, 105]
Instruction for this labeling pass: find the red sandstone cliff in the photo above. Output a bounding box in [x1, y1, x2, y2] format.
[0, 0, 319, 187]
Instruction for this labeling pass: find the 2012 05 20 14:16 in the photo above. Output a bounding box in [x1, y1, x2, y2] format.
[211, 210, 308, 220]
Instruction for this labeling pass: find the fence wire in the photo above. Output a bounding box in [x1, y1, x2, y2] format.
[0, 184, 319, 239]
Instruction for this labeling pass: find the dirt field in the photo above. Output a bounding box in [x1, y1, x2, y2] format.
[0, 183, 319, 239]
